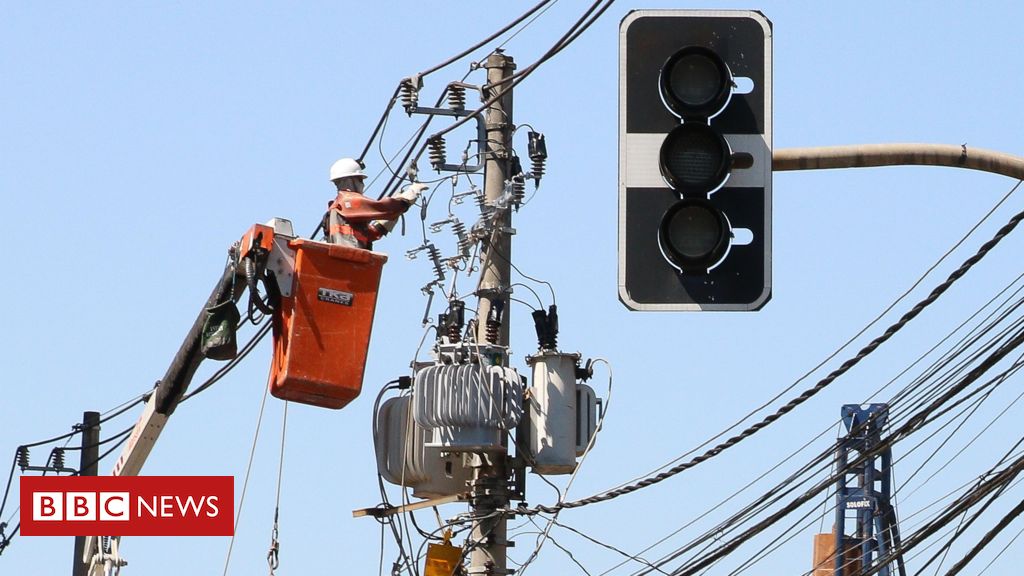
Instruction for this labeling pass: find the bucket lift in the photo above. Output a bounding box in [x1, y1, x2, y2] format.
[84, 217, 387, 574]
[813, 404, 906, 576]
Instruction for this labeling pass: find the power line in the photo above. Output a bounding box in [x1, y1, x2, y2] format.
[525, 200, 1024, 518]
[358, 0, 558, 164]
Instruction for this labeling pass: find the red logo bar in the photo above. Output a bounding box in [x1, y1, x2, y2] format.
[20, 476, 233, 536]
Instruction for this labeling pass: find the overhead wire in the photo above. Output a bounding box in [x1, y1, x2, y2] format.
[357, 0, 558, 165]
[523, 195, 1024, 518]
[975, 514, 1024, 574]
[552, 186, 1024, 569]
[623, 291, 1024, 575]
[378, 0, 615, 205]
[613, 271, 1024, 576]
[649, 324, 1024, 576]
[593, 183, 1024, 505]
[943, 495, 1024, 576]
[515, 359, 612, 574]
[222, 376, 273, 576]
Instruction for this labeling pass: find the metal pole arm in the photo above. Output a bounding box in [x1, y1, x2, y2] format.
[773, 143, 1024, 181]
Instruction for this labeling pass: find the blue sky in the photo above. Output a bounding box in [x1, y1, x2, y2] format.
[4, 2, 1024, 575]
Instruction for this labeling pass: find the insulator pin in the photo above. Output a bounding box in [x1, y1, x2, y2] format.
[16, 446, 29, 470]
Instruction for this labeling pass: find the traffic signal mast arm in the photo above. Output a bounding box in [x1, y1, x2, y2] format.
[774, 143, 1024, 180]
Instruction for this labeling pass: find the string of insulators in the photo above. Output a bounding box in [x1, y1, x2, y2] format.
[439, 300, 465, 344]
[16, 446, 29, 470]
[485, 299, 505, 345]
[447, 84, 467, 110]
[532, 305, 559, 351]
[428, 136, 447, 171]
[400, 78, 419, 114]
[509, 156, 526, 208]
[528, 131, 547, 187]
[50, 448, 65, 471]
[426, 244, 446, 283]
[474, 189, 489, 213]
[451, 219, 472, 258]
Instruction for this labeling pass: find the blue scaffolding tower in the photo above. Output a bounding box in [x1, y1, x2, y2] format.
[832, 404, 906, 576]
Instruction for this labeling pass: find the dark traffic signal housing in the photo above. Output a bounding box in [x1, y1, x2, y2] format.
[618, 10, 772, 311]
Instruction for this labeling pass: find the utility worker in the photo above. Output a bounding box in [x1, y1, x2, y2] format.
[324, 157, 427, 249]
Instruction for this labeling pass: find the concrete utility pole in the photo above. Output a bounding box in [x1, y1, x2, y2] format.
[470, 50, 515, 576]
[72, 411, 100, 576]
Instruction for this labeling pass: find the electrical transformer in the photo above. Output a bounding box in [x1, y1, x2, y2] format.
[526, 351, 599, 474]
[374, 395, 473, 499]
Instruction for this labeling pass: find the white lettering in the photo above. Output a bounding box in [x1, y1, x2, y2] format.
[100, 492, 130, 521]
[205, 496, 219, 518]
[66, 492, 96, 521]
[137, 496, 158, 517]
[177, 495, 204, 517]
[33, 492, 63, 521]
[160, 495, 174, 516]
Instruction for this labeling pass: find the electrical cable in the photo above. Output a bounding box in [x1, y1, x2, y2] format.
[604, 181, 1024, 510]
[419, 0, 556, 79]
[524, 515, 593, 575]
[380, 0, 615, 206]
[606, 182, 1024, 503]
[626, 311, 1024, 576]
[548, 516, 667, 575]
[704, 280, 1024, 573]
[974, 514, 1024, 574]
[650, 329, 1024, 576]
[429, 0, 615, 145]
[222, 379, 272, 576]
[357, 0, 558, 167]
[638, 330, 1015, 573]
[515, 359, 612, 574]
[524, 200, 1024, 518]
[181, 320, 272, 403]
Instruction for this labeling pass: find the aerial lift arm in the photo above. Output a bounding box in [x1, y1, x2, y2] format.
[81, 219, 292, 573]
[82, 217, 388, 574]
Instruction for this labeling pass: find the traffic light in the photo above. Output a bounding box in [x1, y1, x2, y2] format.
[618, 10, 772, 311]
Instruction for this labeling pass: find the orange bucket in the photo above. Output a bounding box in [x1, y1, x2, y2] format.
[269, 239, 387, 409]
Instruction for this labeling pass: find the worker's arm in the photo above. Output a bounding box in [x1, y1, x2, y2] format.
[331, 184, 427, 242]
[332, 192, 412, 223]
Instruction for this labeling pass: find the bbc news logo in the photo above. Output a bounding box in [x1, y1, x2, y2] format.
[21, 476, 233, 536]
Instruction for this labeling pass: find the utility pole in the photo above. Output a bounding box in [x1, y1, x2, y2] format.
[72, 411, 100, 576]
[470, 50, 515, 576]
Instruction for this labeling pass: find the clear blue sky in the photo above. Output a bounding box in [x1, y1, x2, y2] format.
[4, 1, 1024, 574]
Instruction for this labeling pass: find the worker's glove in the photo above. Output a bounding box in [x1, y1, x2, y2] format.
[397, 182, 429, 204]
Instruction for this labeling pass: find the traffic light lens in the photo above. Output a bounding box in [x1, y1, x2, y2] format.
[659, 199, 731, 272]
[660, 46, 732, 118]
[660, 123, 731, 194]
[669, 53, 722, 107]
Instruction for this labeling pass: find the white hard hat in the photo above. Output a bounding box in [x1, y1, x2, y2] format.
[329, 157, 367, 181]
